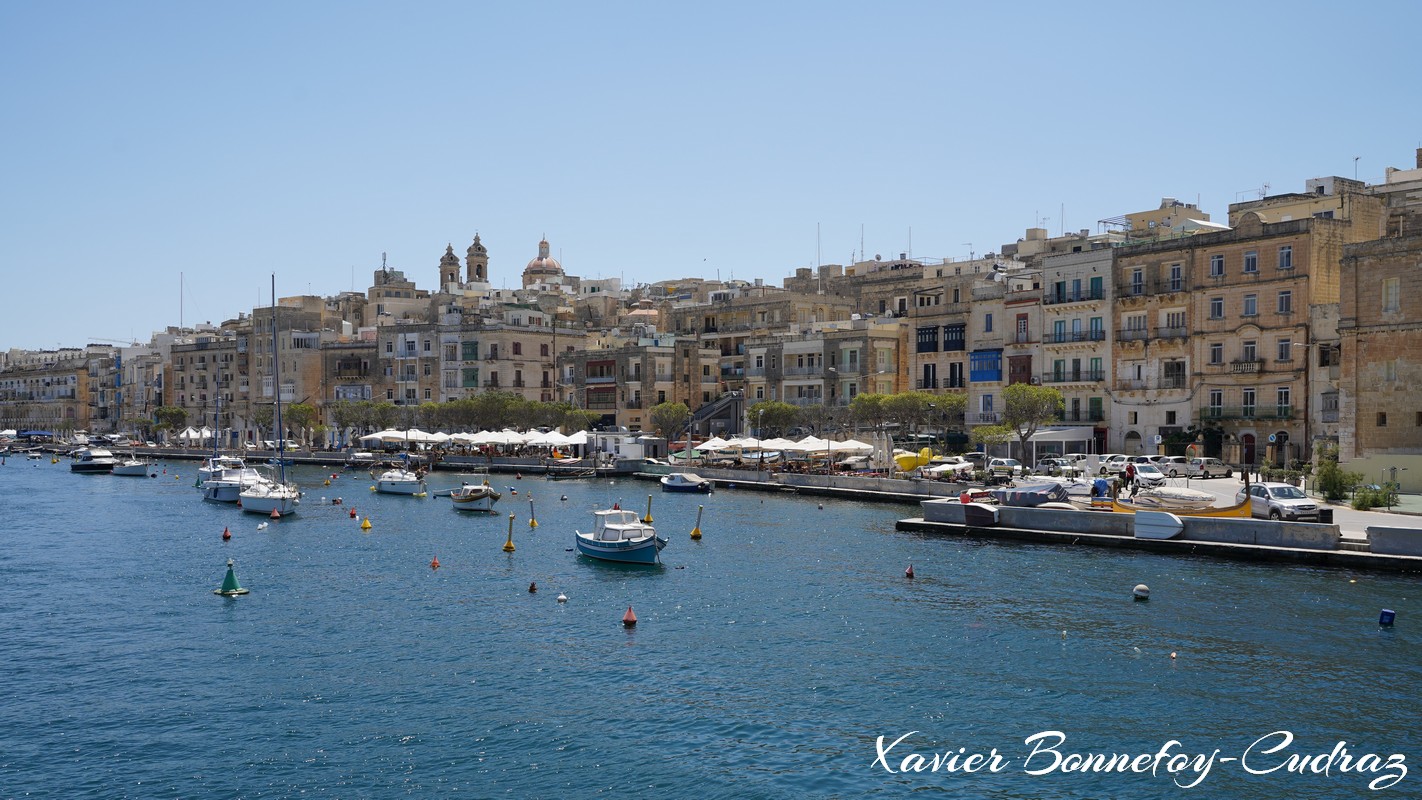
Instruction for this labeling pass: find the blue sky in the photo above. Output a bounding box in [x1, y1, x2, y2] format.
[4, 1, 1420, 351]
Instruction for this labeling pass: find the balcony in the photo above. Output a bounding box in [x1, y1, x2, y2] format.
[968, 412, 1000, 424]
[1322, 409, 1339, 423]
[786, 397, 826, 407]
[746, 368, 766, 378]
[1043, 288, 1105, 305]
[1154, 279, 1187, 295]
[1116, 328, 1149, 343]
[1041, 370, 1105, 384]
[1200, 406, 1294, 421]
[585, 400, 617, 410]
[1154, 326, 1189, 340]
[917, 378, 938, 389]
[654, 373, 674, 383]
[783, 367, 825, 377]
[624, 398, 643, 409]
[586, 374, 617, 384]
[1060, 411, 1106, 424]
[1044, 330, 1107, 344]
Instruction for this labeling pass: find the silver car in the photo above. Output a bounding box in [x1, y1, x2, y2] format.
[1185, 457, 1232, 478]
[1236, 482, 1319, 521]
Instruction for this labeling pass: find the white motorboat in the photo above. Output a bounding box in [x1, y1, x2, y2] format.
[450, 480, 500, 512]
[374, 467, 427, 495]
[659, 472, 713, 493]
[202, 461, 267, 502]
[70, 448, 117, 474]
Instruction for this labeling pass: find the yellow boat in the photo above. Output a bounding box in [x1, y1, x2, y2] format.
[1109, 497, 1252, 518]
[893, 447, 934, 473]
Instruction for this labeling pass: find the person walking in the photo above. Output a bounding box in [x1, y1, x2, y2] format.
[1124, 461, 1137, 498]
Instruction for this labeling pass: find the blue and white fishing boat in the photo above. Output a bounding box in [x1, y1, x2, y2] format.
[574, 507, 667, 564]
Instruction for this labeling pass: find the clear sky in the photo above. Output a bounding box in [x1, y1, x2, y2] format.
[4, 1, 1420, 351]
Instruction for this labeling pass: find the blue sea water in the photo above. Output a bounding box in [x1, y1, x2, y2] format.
[1, 459, 1419, 799]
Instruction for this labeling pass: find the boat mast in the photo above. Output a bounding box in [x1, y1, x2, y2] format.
[272, 274, 285, 484]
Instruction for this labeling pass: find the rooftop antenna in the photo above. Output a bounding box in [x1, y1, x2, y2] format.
[816, 222, 821, 268]
[180, 271, 184, 330]
[963, 243, 974, 261]
[1354, 156, 1360, 181]
[860, 224, 864, 262]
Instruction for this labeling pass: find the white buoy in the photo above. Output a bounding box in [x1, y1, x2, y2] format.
[557, 593, 568, 603]
[1133, 584, 1150, 601]
[257, 521, 268, 531]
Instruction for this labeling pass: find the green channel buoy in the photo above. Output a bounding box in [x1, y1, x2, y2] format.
[214, 558, 250, 596]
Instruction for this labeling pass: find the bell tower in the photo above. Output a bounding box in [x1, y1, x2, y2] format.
[438, 244, 461, 288]
[466, 234, 489, 283]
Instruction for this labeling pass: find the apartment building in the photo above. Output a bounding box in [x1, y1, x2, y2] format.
[1040, 249, 1113, 450]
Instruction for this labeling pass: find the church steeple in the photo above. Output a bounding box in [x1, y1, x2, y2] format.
[466, 234, 488, 283]
[439, 244, 461, 288]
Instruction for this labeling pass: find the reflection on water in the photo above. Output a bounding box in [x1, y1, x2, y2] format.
[0, 461, 1417, 798]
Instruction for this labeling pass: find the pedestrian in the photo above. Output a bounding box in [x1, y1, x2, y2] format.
[1124, 461, 1137, 497]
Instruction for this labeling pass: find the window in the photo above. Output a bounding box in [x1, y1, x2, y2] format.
[1277, 290, 1292, 315]
[423, 339, 431, 352]
[1277, 387, 1290, 416]
[943, 324, 966, 351]
[1243, 294, 1257, 317]
[423, 388, 431, 400]
[1209, 297, 1224, 319]
[1209, 254, 1224, 277]
[1089, 317, 1103, 339]
[1129, 411, 1138, 425]
[540, 343, 549, 357]
[1166, 410, 1177, 426]
[1383, 277, 1401, 313]
[1165, 311, 1185, 330]
[1277, 340, 1292, 362]
[1210, 343, 1223, 364]
[984, 313, 993, 333]
[969, 350, 1003, 382]
[1385, 360, 1397, 382]
[512, 342, 522, 356]
[1053, 319, 1067, 342]
[1242, 388, 1256, 417]
[1378, 412, 1388, 427]
[1243, 251, 1258, 273]
[1130, 268, 1144, 295]
[1163, 361, 1186, 387]
[1242, 340, 1257, 362]
[1208, 389, 1223, 412]
[385, 341, 393, 354]
[1278, 245, 1293, 269]
[916, 326, 939, 353]
[1169, 264, 1183, 291]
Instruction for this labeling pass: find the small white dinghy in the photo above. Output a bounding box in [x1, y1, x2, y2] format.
[1134, 510, 1185, 540]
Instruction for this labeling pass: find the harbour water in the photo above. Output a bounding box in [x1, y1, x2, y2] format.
[1, 460, 1418, 798]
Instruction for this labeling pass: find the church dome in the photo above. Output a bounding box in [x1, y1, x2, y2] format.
[523, 237, 563, 278]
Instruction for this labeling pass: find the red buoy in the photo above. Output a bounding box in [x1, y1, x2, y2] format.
[516, 472, 523, 480]
[430, 556, 440, 570]
[622, 606, 637, 627]
[270, 508, 281, 520]
[222, 526, 231, 541]
[529, 581, 538, 593]
[905, 564, 915, 579]
[349, 507, 357, 518]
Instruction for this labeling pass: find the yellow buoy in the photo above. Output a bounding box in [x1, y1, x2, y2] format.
[690, 504, 704, 540]
[323, 479, 331, 486]
[369, 485, 377, 492]
[529, 496, 538, 529]
[360, 516, 372, 531]
[643, 494, 654, 524]
[503, 513, 516, 552]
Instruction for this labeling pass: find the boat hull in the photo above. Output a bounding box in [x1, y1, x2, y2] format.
[660, 482, 711, 493]
[451, 487, 499, 512]
[962, 501, 1000, 527]
[239, 495, 299, 515]
[1111, 498, 1251, 517]
[70, 463, 114, 474]
[203, 481, 245, 503]
[574, 534, 668, 564]
[377, 480, 426, 495]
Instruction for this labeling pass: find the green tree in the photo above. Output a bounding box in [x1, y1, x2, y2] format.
[252, 404, 274, 433]
[649, 401, 691, 438]
[883, 391, 936, 439]
[1001, 383, 1064, 466]
[284, 402, 317, 439]
[562, 408, 602, 433]
[153, 406, 187, 438]
[970, 423, 1014, 452]
[371, 402, 399, 431]
[849, 393, 887, 434]
[748, 400, 798, 438]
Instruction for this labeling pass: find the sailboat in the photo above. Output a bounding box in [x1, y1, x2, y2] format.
[240, 275, 301, 516]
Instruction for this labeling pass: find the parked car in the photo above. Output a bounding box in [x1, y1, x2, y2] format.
[1186, 457, 1232, 479]
[987, 457, 1023, 477]
[1128, 455, 1156, 465]
[1132, 463, 1167, 488]
[1157, 456, 1191, 477]
[1236, 482, 1320, 521]
[962, 452, 989, 468]
[1036, 457, 1071, 476]
[1101, 455, 1130, 475]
